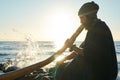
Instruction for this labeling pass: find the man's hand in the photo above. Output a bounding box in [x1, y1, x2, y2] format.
[69, 44, 76, 52]
[64, 39, 73, 48]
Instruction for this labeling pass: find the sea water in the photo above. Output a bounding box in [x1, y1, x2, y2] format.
[0, 41, 120, 79]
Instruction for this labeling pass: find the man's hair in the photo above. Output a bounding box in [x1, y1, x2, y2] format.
[78, 1, 99, 16]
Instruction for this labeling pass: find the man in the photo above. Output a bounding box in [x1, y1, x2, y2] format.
[55, 1, 118, 80]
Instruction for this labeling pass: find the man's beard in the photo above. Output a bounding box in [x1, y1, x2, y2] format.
[82, 19, 95, 30]
[82, 20, 92, 30]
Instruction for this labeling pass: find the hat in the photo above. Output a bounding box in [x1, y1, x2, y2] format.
[78, 1, 99, 16]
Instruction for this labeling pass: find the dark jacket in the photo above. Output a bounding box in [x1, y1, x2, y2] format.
[55, 20, 118, 80]
[83, 20, 118, 80]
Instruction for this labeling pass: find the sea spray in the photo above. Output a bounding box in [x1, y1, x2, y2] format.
[13, 36, 52, 68]
[11, 29, 52, 68]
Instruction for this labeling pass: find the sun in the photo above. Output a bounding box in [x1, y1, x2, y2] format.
[49, 12, 75, 50]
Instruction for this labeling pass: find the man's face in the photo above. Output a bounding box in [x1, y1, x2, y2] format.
[79, 15, 88, 30]
[79, 15, 86, 24]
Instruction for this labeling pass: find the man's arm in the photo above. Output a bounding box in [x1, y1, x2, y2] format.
[56, 51, 77, 65]
[57, 45, 84, 65]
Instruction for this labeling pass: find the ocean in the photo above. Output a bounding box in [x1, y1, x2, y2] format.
[0, 41, 120, 79]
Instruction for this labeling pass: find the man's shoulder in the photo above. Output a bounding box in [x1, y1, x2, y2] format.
[95, 20, 109, 30]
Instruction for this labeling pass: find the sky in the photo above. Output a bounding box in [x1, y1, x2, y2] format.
[0, 0, 120, 42]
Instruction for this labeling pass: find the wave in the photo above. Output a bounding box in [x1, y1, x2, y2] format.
[0, 53, 10, 56]
[0, 47, 21, 50]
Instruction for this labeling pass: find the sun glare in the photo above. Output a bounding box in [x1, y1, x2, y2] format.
[55, 55, 65, 62]
[54, 40, 65, 50]
[49, 12, 75, 50]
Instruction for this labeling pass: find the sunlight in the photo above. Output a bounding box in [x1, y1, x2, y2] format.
[54, 52, 70, 62]
[50, 11, 74, 50]
[51, 13, 73, 35]
[54, 40, 65, 50]
[55, 55, 65, 62]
